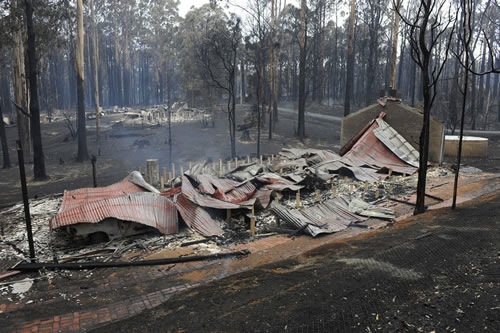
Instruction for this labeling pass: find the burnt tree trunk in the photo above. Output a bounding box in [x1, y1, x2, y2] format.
[297, 0, 307, 140]
[25, 0, 47, 180]
[76, 0, 88, 162]
[344, 0, 356, 116]
[0, 105, 11, 168]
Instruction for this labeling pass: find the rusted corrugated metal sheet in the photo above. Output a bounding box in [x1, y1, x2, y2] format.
[307, 160, 382, 183]
[373, 118, 419, 168]
[160, 186, 182, 198]
[273, 158, 308, 171]
[181, 175, 241, 209]
[51, 192, 178, 235]
[192, 174, 243, 195]
[270, 197, 368, 237]
[278, 148, 340, 165]
[341, 116, 417, 175]
[251, 188, 274, 208]
[305, 150, 342, 165]
[339, 118, 377, 156]
[214, 181, 257, 204]
[57, 178, 146, 213]
[175, 194, 224, 236]
[190, 174, 257, 205]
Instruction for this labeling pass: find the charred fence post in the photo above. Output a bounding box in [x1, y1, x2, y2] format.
[91, 155, 97, 187]
[16, 140, 36, 261]
[145, 159, 160, 189]
[250, 205, 256, 236]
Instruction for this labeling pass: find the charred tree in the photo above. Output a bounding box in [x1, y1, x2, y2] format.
[344, 0, 356, 116]
[90, 0, 101, 154]
[196, 15, 240, 158]
[297, 0, 307, 140]
[452, 0, 499, 208]
[0, 104, 11, 168]
[24, 0, 47, 180]
[12, 0, 30, 160]
[397, 0, 455, 215]
[75, 0, 89, 162]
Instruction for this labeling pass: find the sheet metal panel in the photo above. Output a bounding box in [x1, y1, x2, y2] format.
[251, 188, 274, 208]
[270, 198, 368, 237]
[57, 178, 146, 213]
[176, 194, 224, 236]
[373, 118, 420, 168]
[272, 158, 309, 172]
[255, 174, 304, 191]
[51, 192, 178, 235]
[214, 181, 257, 204]
[193, 174, 242, 195]
[308, 160, 383, 183]
[341, 119, 417, 175]
[181, 175, 241, 209]
[305, 150, 342, 165]
[278, 148, 340, 165]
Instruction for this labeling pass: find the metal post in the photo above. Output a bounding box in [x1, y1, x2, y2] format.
[16, 140, 36, 262]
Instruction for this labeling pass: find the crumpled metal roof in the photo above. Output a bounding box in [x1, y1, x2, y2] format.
[193, 174, 242, 195]
[341, 114, 417, 175]
[348, 197, 395, 219]
[181, 175, 242, 209]
[214, 181, 257, 204]
[226, 163, 272, 181]
[175, 194, 224, 236]
[279, 148, 340, 162]
[51, 192, 178, 235]
[306, 159, 383, 183]
[373, 118, 419, 168]
[55, 175, 147, 213]
[255, 173, 304, 191]
[250, 188, 274, 208]
[270, 197, 368, 237]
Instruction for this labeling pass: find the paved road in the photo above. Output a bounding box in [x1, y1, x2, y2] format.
[279, 106, 500, 137]
[278, 107, 342, 123]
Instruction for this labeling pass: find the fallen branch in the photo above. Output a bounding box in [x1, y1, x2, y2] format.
[180, 238, 212, 247]
[10, 100, 31, 118]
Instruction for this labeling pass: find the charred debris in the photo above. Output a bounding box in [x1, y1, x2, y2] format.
[1, 112, 450, 273]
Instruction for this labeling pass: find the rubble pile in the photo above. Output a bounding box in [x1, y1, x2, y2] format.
[104, 103, 214, 127]
[0, 152, 435, 266]
[0, 112, 449, 268]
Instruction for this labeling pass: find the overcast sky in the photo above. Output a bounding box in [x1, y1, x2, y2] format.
[178, 0, 209, 17]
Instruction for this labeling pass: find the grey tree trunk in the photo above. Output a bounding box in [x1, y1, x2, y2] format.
[344, 0, 356, 116]
[297, 0, 307, 139]
[0, 105, 11, 168]
[25, 0, 47, 179]
[76, 0, 89, 162]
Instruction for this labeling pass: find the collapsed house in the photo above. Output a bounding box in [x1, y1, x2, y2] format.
[341, 98, 445, 163]
[50, 112, 420, 240]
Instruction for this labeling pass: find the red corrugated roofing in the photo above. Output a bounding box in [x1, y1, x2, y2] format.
[181, 175, 241, 209]
[213, 181, 257, 204]
[57, 178, 146, 213]
[341, 116, 417, 175]
[193, 174, 242, 194]
[251, 188, 274, 208]
[175, 193, 224, 236]
[50, 192, 178, 235]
